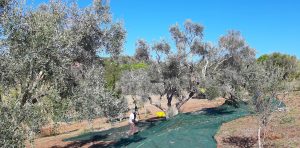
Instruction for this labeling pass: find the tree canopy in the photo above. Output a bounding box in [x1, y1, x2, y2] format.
[257, 52, 299, 80]
[0, 0, 127, 146]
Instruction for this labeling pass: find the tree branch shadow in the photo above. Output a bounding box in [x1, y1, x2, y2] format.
[51, 134, 109, 148]
[56, 119, 161, 148]
[90, 134, 146, 148]
[222, 136, 257, 148]
[202, 107, 235, 115]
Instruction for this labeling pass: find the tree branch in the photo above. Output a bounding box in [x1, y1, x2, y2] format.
[213, 57, 228, 72]
[176, 92, 195, 111]
[148, 96, 165, 112]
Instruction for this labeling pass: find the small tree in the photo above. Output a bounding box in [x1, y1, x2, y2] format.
[241, 62, 290, 148]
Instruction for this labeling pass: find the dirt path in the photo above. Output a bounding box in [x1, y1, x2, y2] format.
[31, 97, 225, 148]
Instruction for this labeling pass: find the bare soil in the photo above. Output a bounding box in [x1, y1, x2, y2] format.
[215, 91, 300, 148]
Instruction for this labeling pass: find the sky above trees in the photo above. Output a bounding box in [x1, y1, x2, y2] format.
[31, 0, 300, 58]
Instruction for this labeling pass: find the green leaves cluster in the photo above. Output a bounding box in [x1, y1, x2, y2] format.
[257, 53, 299, 80]
[0, 0, 127, 146]
[103, 58, 148, 91]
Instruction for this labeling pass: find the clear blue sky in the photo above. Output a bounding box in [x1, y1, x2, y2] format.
[31, 0, 300, 58]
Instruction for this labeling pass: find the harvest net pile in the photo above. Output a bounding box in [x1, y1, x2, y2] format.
[64, 102, 251, 147]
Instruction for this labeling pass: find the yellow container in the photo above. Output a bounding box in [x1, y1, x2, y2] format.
[199, 87, 206, 94]
[156, 111, 166, 118]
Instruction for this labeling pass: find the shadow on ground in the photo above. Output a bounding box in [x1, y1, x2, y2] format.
[200, 107, 235, 116]
[90, 134, 146, 148]
[53, 118, 162, 148]
[51, 134, 110, 148]
[222, 136, 257, 148]
[51, 134, 146, 148]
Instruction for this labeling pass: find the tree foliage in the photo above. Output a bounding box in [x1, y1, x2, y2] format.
[120, 20, 256, 116]
[121, 19, 293, 123]
[103, 57, 148, 92]
[0, 0, 127, 146]
[0, 0, 297, 146]
[257, 52, 299, 80]
[241, 62, 290, 147]
[134, 39, 150, 62]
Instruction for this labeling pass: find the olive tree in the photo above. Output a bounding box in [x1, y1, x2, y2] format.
[206, 33, 291, 147]
[120, 21, 258, 117]
[240, 62, 290, 148]
[0, 0, 126, 146]
[134, 39, 150, 62]
[120, 20, 208, 117]
[208, 31, 256, 105]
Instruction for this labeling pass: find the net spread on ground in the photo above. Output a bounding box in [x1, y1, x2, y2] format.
[64, 100, 284, 148]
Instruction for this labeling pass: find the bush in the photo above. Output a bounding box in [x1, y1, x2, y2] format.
[104, 59, 148, 91]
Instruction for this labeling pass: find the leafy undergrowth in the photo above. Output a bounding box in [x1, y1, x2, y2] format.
[215, 91, 300, 148]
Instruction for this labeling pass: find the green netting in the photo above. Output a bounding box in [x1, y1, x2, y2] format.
[64, 102, 252, 148]
[272, 99, 286, 109]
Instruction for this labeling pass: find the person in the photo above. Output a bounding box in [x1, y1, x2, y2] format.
[128, 109, 138, 135]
